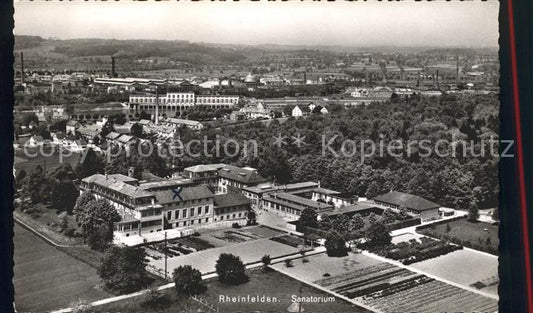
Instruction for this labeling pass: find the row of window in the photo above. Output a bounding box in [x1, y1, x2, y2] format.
[166, 205, 211, 220]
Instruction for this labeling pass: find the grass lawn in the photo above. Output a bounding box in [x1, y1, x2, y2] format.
[14, 223, 111, 313]
[418, 218, 499, 255]
[95, 268, 368, 313]
[14, 149, 82, 174]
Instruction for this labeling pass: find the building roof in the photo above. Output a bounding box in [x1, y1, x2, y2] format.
[66, 120, 80, 127]
[218, 165, 267, 185]
[313, 187, 341, 196]
[268, 192, 333, 211]
[139, 179, 195, 191]
[106, 131, 121, 140]
[31, 135, 44, 142]
[166, 118, 203, 127]
[214, 193, 251, 209]
[242, 181, 319, 195]
[184, 163, 226, 173]
[82, 174, 152, 199]
[323, 202, 384, 216]
[117, 134, 135, 143]
[153, 185, 214, 204]
[373, 191, 440, 212]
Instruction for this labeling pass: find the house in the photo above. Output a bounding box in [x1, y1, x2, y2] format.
[373, 191, 440, 221]
[66, 120, 81, 136]
[262, 192, 334, 220]
[320, 107, 329, 114]
[292, 105, 304, 117]
[80, 173, 252, 240]
[242, 181, 319, 210]
[183, 163, 226, 186]
[239, 102, 275, 119]
[217, 165, 268, 194]
[165, 118, 203, 130]
[213, 193, 251, 226]
[51, 131, 66, 145]
[105, 131, 122, 143]
[28, 135, 45, 147]
[116, 134, 137, 147]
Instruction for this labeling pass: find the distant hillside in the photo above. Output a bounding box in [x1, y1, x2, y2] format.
[14, 35, 45, 50]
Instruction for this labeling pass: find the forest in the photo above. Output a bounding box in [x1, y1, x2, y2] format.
[174, 93, 499, 211]
[72, 92, 499, 212]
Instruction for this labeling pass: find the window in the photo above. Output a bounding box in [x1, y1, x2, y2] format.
[175, 210, 180, 219]
[182, 209, 187, 218]
[197, 207, 202, 215]
[205, 218, 209, 223]
[167, 211, 172, 220]
[190, 208, 195, 217]
[205, 206, 209, 214]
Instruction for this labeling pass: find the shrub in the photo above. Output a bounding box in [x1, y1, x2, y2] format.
[284, 259, 293, 268]
[232, 223, 241, 229]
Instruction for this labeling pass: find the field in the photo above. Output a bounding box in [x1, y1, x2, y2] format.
[94, 268, 367, 313]
[14, 149, 82, 174]
[418, 219, 499, 255]
[273, 252, 498, 313]
[410, 248, 499, 296]
[13, 223, 111, 312]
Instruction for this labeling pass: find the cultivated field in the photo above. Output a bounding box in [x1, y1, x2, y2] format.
[273, 252, 498, 313]
[13, 223, 111, 312]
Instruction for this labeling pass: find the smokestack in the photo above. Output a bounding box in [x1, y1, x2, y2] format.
[456, 56, 460, 86]
[303, 71, 307, 85]
[436, 70, 439, 89]
[111, 56, 116, 77]
[20, 52, 24, 84]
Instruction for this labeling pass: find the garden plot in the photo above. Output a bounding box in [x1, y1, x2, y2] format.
[272, 252, 497, 313]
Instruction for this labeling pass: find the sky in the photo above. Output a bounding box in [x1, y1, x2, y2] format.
[14, 1, 499, 48]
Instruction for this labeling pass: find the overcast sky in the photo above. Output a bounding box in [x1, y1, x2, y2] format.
[14, 1, 499, 48]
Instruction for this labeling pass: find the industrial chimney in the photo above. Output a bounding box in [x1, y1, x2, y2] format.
[436, 70, 439, 89]
[20, 52, 24, 84]
[111, 56, 116, 77]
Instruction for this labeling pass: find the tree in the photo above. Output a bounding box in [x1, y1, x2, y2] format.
[298, 208, 318, 231]
[324, 231, 348, 257]
[247, 210, 257, 225]
[467, 202, 479, 222]
[261, 255, 271, 269]
[79, 198, 121, 250]
[366, 222, 391, 247]
[173, 265, 206, 296]
[131, 123, 143, 138]
[215, 253, 248, 285]
[76, 148, 104, 179]
[73, 192, 95, 225]
[98, 246, 150, 293]
[50, 180, 79, 213]
[22, 165, 45, 204]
